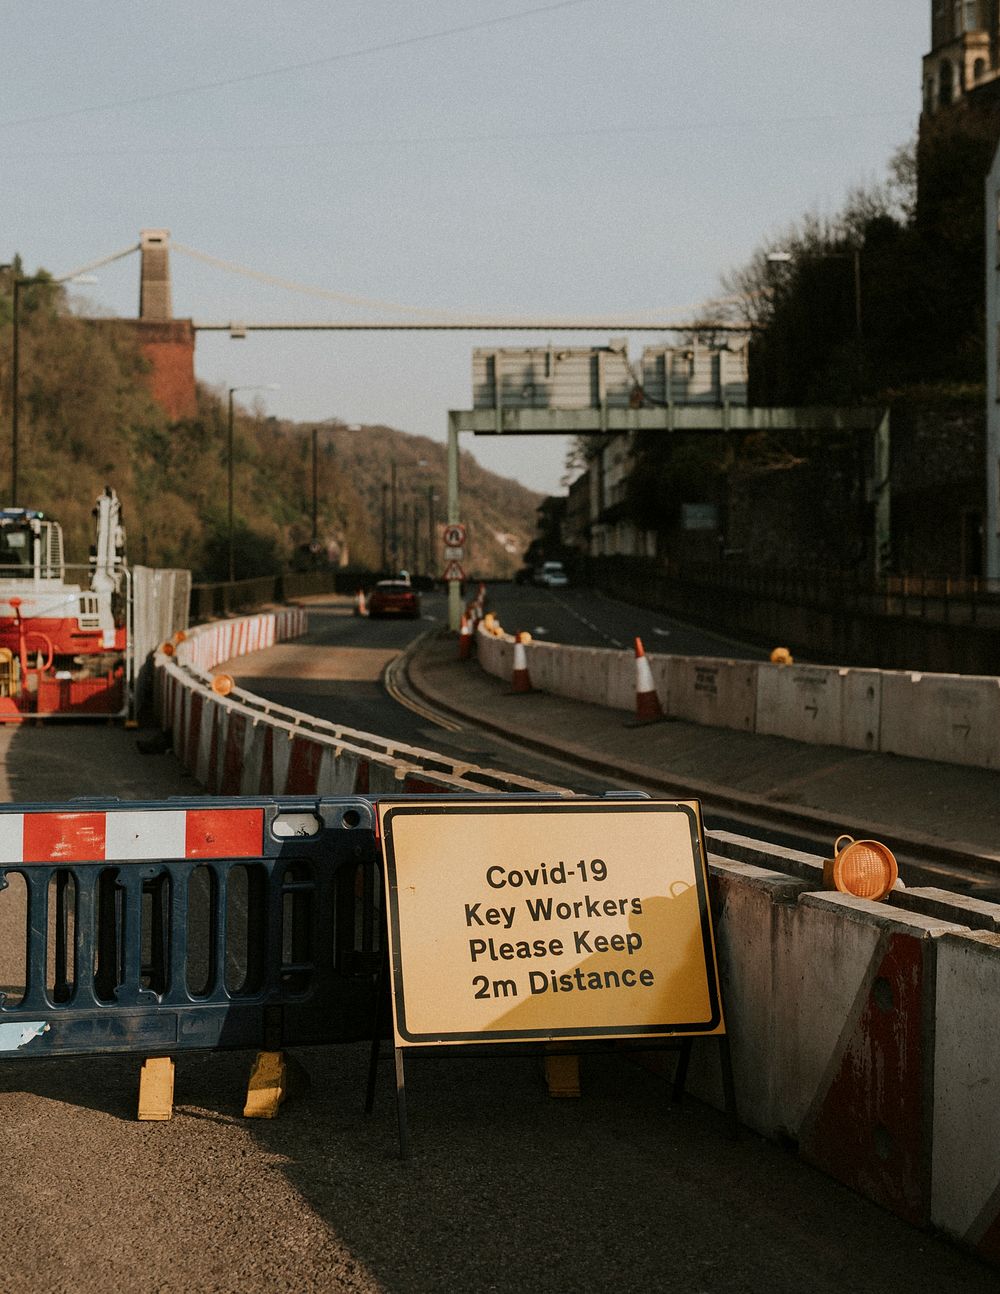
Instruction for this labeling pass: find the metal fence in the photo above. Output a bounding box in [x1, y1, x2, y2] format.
[591, 556, 1000, 628]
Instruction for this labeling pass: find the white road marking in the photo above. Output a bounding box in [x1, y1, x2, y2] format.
[545, 591, 623, 648]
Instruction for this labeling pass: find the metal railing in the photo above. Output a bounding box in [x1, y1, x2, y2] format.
[592, 557, 1000, 628]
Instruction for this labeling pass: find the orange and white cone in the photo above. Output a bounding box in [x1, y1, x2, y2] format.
[633, 637, 664, 722]
[458, 613, 474, 660]
[354, 588, 367, 617]
[512, 632, 532, 693]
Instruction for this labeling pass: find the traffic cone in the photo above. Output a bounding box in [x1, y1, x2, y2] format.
[354, 588, 367, 617]
[458, 613, 474, 660]
[511, 632, 532, 693]
[631, 637, 664, 723]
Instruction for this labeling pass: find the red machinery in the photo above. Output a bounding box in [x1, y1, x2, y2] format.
[0, 489, 129, 719]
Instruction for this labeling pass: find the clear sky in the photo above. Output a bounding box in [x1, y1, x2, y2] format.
[4, 1, 926, 495]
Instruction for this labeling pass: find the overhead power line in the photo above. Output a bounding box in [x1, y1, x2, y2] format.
[0, 108, 916, 162]
[0, 0, 601, 132]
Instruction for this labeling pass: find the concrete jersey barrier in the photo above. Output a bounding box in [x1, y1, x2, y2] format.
[155, 610, 570, 801]
[700, 828, 1000, 1266]
[476, 622, 999, 771]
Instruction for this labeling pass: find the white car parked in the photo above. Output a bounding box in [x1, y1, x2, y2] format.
[534, 561, 569, 588]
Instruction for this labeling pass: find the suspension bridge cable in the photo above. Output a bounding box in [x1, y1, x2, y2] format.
[171, 240, 746, 328]
[52, 242, 141, 283]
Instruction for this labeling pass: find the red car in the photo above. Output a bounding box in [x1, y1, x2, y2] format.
[367, 579, 421, 619]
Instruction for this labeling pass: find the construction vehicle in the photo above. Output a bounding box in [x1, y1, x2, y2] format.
[0, 488, 130, 719]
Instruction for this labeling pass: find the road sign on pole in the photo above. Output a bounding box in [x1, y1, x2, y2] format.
[442, 559, 465, 583]
[442, 523, 466, 548]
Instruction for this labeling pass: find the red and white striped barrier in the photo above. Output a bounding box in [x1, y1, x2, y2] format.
[0, 806, 265, 862]
[155, 608, 562, 803]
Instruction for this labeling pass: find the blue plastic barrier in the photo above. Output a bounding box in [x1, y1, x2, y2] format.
[0, 796, 382, 1057]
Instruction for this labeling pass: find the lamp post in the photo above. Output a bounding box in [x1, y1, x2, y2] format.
[227, 383, 278, 582]
[427, 485, 438, 574]
[311, 426, 319, 548]
[8, 270, 97, 506]
[766, 248, 862, 339]
[309, 422, 360, 565]
[390, 461, 398, 570]
[380, 482, 389, 572]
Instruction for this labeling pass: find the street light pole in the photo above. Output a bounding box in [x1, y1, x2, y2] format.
[427, 484, 436, 574]
[11, 277, 21, 507]
[390, 460, 398, 569]
[380, 482, 389, 572]
[8, 271, 96, 507]
[311, 426, 319, 547]
[12, 275, 53, 506]
[766, 247, 862, 339]
[227, 388, 236, 583]
[227, 382, 278, 583]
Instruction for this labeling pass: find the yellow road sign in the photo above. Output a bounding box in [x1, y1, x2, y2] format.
[377, 799, 724, 1046]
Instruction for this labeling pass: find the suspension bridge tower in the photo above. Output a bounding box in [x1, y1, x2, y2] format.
[130, 229, 197, 420]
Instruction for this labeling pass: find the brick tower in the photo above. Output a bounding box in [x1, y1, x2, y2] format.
[922, 1, 1000, 115]
[131, 229, 197, 420]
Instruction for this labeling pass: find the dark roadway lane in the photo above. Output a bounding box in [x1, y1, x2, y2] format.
[232, 595, 452, 747]
[232, 582, 764, 754]
[228, 587, 767, 801]
[485, 583, 769, 659]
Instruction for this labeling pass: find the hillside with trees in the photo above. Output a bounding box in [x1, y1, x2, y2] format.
[0, 268, 540, 580]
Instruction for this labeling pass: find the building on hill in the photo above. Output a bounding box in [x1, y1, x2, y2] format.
[923, 1, 1000, 115]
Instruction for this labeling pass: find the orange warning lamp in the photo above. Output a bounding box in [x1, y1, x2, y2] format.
[823, 834, 898, 902]
[160, 641, 175, 656]
[770, 646, 794, 665]
[173, 629, 187, 644]
[212, 673, 235, 697]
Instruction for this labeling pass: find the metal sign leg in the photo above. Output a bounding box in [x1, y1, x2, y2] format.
[394, 1046, 411, 1160]
[671, 1038, 693, 1104]
[365, 951, 389, 1116]
[718, 1035, 739, 1140]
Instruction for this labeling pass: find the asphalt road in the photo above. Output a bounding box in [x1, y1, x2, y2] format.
[227, 590, 833, 859]
[230, 585, 765, 770]
[231, 596, 449, 747]
[486, 584, 768, 659]
[0, 605, 997, 1290]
